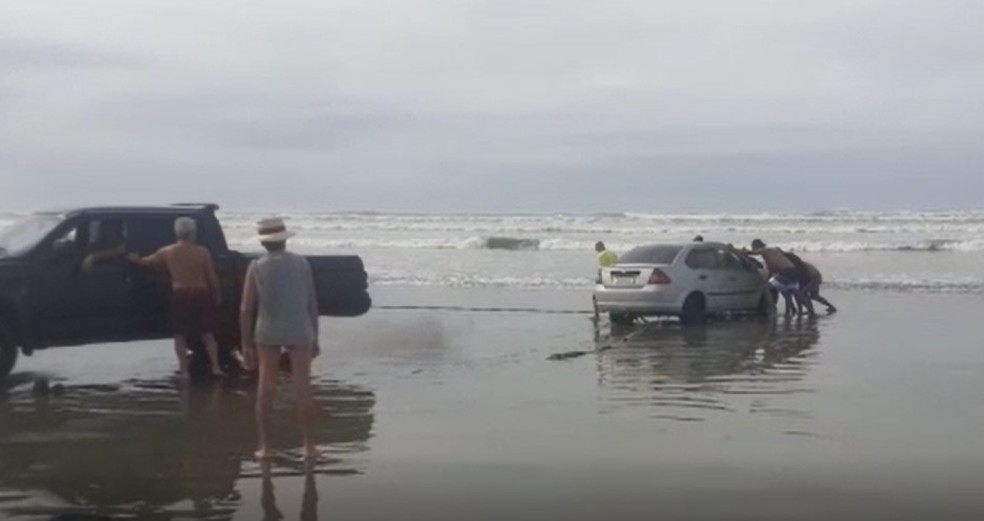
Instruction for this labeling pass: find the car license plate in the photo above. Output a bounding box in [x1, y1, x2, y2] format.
[613, 275, 636, 285]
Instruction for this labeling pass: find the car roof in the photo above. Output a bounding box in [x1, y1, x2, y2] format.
[628, 241, 731, 250]
[34, 204, 220, 219]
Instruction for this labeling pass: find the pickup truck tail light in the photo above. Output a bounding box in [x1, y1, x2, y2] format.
[648, 268, 672, 285]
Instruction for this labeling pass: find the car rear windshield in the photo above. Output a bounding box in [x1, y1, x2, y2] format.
[617, 245, 683, 265]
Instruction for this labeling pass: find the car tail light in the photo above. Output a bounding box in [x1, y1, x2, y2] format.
[648, 268, 672, 285]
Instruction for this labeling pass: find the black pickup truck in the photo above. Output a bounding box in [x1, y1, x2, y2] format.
[0, 204, 371, 380]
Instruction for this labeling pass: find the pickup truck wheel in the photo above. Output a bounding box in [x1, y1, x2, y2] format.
[680, 293, 707, 325]
[0, 322, 18, 381]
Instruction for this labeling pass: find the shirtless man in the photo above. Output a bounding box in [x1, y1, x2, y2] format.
[748, 239, 800, 315]
[128, 217, 224, 379]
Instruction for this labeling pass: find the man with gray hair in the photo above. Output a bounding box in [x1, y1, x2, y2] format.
[128, 216, 225, 380]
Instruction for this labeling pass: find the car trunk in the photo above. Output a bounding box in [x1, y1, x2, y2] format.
[601, 264, 666, 289]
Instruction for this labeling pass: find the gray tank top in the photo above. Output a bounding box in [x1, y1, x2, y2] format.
[251, 251, 317, 346]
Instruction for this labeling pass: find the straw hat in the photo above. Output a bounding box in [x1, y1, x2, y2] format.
[256, 217, 296, 243]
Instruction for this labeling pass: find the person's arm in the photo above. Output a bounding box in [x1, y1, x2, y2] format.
[83, 244, 126, 270]
[127, 247, 167, 268]
[305, 259, 320, 357]
[239, 262, 259, 370]
[204, 251, 222, 305]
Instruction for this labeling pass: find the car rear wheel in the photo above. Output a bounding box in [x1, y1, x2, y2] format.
[680, 293, 706, 325]
[756, 289, 774, 316]
[0, 321, 19, 382]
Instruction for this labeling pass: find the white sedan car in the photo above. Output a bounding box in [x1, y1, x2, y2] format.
[594, 242, 770, 324]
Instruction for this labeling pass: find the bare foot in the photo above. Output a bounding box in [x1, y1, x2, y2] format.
[254, 448, 272, 460]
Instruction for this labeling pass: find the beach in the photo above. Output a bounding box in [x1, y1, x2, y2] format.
[3, 284, 984, 520]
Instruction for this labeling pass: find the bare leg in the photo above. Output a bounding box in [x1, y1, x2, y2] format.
[173, 335, 190, 380]
[202, 333, 225, 377]
[255, 346, 280, 459]
[288, 345, 318, 458]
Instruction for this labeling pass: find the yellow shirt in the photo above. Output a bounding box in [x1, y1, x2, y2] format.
[597, 250, 618, 267]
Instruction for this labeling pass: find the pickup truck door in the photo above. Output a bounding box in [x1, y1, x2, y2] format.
[35, 219, 139, 345]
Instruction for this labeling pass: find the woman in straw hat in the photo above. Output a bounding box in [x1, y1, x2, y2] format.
[240, 217, 320, 459]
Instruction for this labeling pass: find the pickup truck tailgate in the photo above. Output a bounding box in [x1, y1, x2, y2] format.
[307, 255, 372, 317]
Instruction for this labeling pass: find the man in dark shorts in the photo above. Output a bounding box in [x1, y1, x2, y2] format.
[783, 251, 816, 316]
[128, 217, 224, 379]
[802, 261, 837, 314]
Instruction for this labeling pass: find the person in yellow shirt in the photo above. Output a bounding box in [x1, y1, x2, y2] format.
[593, 242, 618, 321]
[595, 241, 618, 267]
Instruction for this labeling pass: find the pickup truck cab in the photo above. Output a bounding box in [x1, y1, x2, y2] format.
[0, 204, 371, 380]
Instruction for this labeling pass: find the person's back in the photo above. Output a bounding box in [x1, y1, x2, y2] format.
[159, 242, 215, 290]
[805, 262, 821, 282]
[759, 247, 795, 274]
[252, 251, 316, 347]
[597, 249, 618, 268]
[784, 251, 812, 283]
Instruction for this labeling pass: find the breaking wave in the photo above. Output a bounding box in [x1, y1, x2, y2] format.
[369, 272, 984, 294]
[825, 279, 984, 294]
[227, 236, 984, 253]
[228, 236, 543, 251]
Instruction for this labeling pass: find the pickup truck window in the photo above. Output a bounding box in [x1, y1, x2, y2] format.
[126, 217, 181, 255]
[0, 215, 64, 257]
[125, 215, 226, 255]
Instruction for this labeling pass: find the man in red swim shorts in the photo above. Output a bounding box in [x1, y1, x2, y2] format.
[128, 217, 224, 380]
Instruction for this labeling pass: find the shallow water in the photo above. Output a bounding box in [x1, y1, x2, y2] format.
[2, 288, 984, 520]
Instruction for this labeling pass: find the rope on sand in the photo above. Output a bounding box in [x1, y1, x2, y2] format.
[376, 304, 592, 315]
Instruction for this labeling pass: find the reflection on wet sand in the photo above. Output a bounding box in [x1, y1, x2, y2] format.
[595, 317, 820, 422]
[0, 377, 374, 520]
[258, 460, 318, 521]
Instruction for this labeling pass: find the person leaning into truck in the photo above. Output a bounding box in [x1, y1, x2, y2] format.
[239, 217, 321, 460]
[127, 217, 225, 380]
[82, 219, 126, 271]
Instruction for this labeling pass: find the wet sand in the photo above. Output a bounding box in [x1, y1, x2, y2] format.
[2, 288, 984, 520]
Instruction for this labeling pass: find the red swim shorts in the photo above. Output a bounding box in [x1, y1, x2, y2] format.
[170, 288, 217, 337]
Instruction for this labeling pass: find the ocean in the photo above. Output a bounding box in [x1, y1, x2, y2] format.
[206, 210, 984, 295]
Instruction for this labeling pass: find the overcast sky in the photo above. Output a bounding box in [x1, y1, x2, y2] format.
[2, 0, 982, 213]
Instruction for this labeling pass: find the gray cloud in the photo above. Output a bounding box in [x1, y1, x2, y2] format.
[0, 37, 141, 70]
[1, 0, 982, 213]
